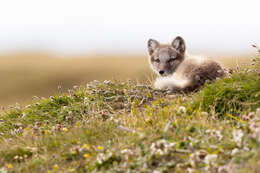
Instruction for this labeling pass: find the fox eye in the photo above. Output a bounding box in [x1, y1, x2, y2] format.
[154, 59, 160, 63]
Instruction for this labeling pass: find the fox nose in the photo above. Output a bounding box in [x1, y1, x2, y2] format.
[159, 70, 164, 75]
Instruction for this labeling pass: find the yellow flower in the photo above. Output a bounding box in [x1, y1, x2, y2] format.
[82, 144, 90, 150]
[97, 146, 103, 150]
[83, 153, 90, 159]
[76, 121, 81, 128]
[7, 163, 13, 169]
[72, 150, 77, 155]
[53, 164, 59, 170]
[47, 171, 51, 173]
[62, 128, 68, 132]
[44, 130, 50, 135]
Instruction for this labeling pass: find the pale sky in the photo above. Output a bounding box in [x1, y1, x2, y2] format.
[0, 0, 260, 55]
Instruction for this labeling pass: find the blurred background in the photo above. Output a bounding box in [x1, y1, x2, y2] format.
[0, 0, 259, 107]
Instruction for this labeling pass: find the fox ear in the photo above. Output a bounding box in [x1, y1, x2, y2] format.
[172, 36, 186, 54]
[147, 39, 159, 55]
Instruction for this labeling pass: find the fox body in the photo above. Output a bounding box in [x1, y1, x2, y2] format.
[147, 36, 225, 93]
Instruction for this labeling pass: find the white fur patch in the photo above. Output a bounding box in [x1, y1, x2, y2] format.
[159, 51, 170, 62]
[154, 75, 191, 91]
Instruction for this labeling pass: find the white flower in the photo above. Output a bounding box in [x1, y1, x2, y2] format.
[121, 149, 133, 155]
[204, 154, 217, 164]
[251, 127, 260, 143]
[153, 170, 160, 173]
[104, 80, 112, 84]
[96, 153, 105, 164]
[179, 106, 186, 113]
[22, 112, 26, 119]
[256, 108, 260, 117]
[232, 130, 244, 147]
[201, 111, 209, 116]
[206, 129, 223, 141]
[231, 148, 240, 156]
[189, 150, 207, 167]
[0, 168, 7, 173]
[218, 163, 237, 173]
[187, 168, 195, 173]
[150, 139, 176, 156]
[96, 152, 113, 164]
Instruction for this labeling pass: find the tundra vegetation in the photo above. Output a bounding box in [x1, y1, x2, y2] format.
[0, 50, 260, 173]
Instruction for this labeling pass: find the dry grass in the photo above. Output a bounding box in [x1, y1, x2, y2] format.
[0, 52, 250, 107]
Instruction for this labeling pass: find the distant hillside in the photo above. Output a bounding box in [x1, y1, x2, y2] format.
[0, 53, 251, 107]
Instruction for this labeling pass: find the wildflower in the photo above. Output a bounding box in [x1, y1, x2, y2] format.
[67, 167, 75, 172]
[7, 164, 13, 169]
[53, 164, 59, 170]
[97, 146, 103, 150]
[243, 112, 255, 121]
[22, 112, 26, 118]
[231, 148, 240, 156]
[104, 80, 112, 84]
[97, 152, 115, 164]
[204, 154, 217, 164]
[250, 126, 260, 143]
[66, 116, 72, 121]
[62, 128, 69, 132]
[76, 121, 81, 128]
[150, 139, 176, 156]
[82, 144, 90, 150]
[55, 124, 62, 131]
[218, 163, 238, 173]
[187, 168, 195, 173]
[121, 149, 133, 155]
[189, 150, 207, 167]
[179, 106, 186, 113]
[201, 111, 209, 116]
[83, 153, 90, 159]
[232, 129, 244, 147]
[206, 129, 223, 141]
[44, 130, 50, 135]
[113, 160, 118, 165]
[0, 168, 7, 173]
[72, 150, 77, 155]
[71, 146, 80, 155]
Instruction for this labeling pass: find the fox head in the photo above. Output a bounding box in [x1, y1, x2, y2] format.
[147, 36, 186, 76]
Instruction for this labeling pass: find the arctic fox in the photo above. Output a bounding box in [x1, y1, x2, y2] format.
[147, 36, 225, 93]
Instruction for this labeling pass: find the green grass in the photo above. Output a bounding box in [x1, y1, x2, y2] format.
[0, 53, 260, 172]
[191, 72, 260, 117]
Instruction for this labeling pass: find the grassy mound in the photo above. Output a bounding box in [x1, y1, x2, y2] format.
[0, 53, 260, 172]
[191, 72, 260, 117]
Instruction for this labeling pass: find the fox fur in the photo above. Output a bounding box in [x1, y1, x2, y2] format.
[147, 36, 225, 93]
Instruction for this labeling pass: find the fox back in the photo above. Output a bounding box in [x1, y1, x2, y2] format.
[147, 36, 225, 93]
